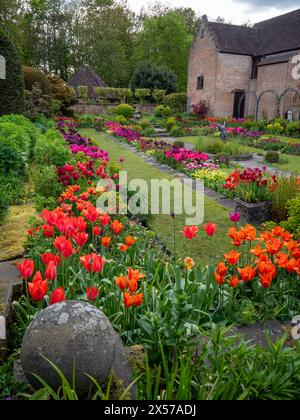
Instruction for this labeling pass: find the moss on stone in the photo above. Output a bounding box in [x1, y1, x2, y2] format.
[0, 204, 35, 262]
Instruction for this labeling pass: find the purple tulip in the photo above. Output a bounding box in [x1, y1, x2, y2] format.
[229, 211, 241, 223]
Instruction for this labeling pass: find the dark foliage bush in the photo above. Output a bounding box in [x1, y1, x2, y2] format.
[173, 140, 185, 148]
[0, 30, 24, 116]
[130, 61, 177, 94]
[265, 151, 280, 164]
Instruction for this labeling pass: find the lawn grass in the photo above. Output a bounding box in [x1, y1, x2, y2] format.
[180, 136, 300, 174]
[83, 129, 233, 265]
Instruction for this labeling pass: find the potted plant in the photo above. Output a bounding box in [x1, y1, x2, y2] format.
[223, 168, 278, 224]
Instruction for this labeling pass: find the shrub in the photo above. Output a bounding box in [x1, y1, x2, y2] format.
[170, 125, 186, 137]
[271, 177, 299, 222]
[31, 165, 63, 204]
[24, 83, 51, 119]
[165, 116, 176, 131]
[47, 74, 76, 109]
[114, 115, 128, 125]
[34, 130, 71, 167]
[173, 140, 185, 148]
[285, 122, 300, 136]
[0, 122, 31, 175]
[0, 29, 25, 116]
[265, 151, 280, 164]
[0, 114, 39, 152]
[163, 93, 187, 113]
[281, 194, 300, 238]
[214, 153, 231, 166]
[115, 104, 134, 119]
[142, 127, 156, 137]
[154, 105, 171, 118]
[139, 118, 151, 129]
[23, 66, 51, 96]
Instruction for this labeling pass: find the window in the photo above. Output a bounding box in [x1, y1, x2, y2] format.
[197, 76, 204, 90]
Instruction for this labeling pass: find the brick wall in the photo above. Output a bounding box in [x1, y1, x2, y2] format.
[187, 23, 218, 114]
[256, 51, 300, 119]
[187, 24, 252, 117]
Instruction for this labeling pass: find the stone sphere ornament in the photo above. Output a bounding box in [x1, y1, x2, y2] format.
[21, 301, 133, 397]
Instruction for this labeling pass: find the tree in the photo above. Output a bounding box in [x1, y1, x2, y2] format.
[130, 61, 177, 94]
[0, 29, 25, 116]
[133, 11, 193, 91]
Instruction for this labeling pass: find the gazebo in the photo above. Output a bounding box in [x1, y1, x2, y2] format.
[69, 64, 107, 99]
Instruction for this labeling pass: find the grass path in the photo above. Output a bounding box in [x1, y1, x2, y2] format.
[83, 129, 232, 265]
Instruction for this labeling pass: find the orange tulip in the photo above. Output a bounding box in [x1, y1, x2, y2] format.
[224, 250, 241, 265]
[116, 275, 127, 290]
[110, 220, 123, 235]
[237, 266, 257, 282]
[250, 245, 266, 258]
[214, 272, 225, 286]
[265, 238, 283, 255]
[125, 236, 137, 247]
[243, 225, 257, 241]
[217, 261, 228, 277]
[285, 258, 298, 273]
[119, 244, 129, 253]
[274, 252, 289, 268]
[101, 237, 111, 248]
[229, 275, 239, 288]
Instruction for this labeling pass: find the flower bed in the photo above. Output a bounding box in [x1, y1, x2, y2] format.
[2, 117, 299, 400]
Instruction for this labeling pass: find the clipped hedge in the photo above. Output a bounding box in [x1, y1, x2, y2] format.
[23, 66, 52, 96]
[0, 29, 25, 116]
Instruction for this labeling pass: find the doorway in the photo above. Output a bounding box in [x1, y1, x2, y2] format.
[233, 91, 245, 119]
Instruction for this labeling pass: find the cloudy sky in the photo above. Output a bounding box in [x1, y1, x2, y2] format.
[128, 0, 300, 24]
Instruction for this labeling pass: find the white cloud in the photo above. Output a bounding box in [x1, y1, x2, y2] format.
[128, 0, 299, 24]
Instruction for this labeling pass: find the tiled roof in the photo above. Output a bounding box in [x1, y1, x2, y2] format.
[207, 9, 300, 57]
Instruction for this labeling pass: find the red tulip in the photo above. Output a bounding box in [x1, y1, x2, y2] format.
[74, 232, 89, 247]
[50, 287, 66, 305]
[16, 259, 34, 279]
[45, 261, 57, 281]
[42, 224, 54, 238]
[53, 236, 74, 258]
[28, 271, 48, 302]
[86, 286, 100, 302]
[83, 206, 99, 223]
[41, 253, 61, 267]
[205, 223, 217, 237]
[99, 213, 110, 227]
[80, 254, 105, 273]
[182, 226, 198, 240]
[93, 226, 102, 236]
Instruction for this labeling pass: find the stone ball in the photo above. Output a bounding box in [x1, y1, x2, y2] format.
[21, 301, 133, 397]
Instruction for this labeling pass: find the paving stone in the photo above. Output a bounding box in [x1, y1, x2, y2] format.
[0, 261, 22, 360]
[231, 320, 287, 348]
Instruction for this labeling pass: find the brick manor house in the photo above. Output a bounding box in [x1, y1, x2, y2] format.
[187, 9, 300, 120]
